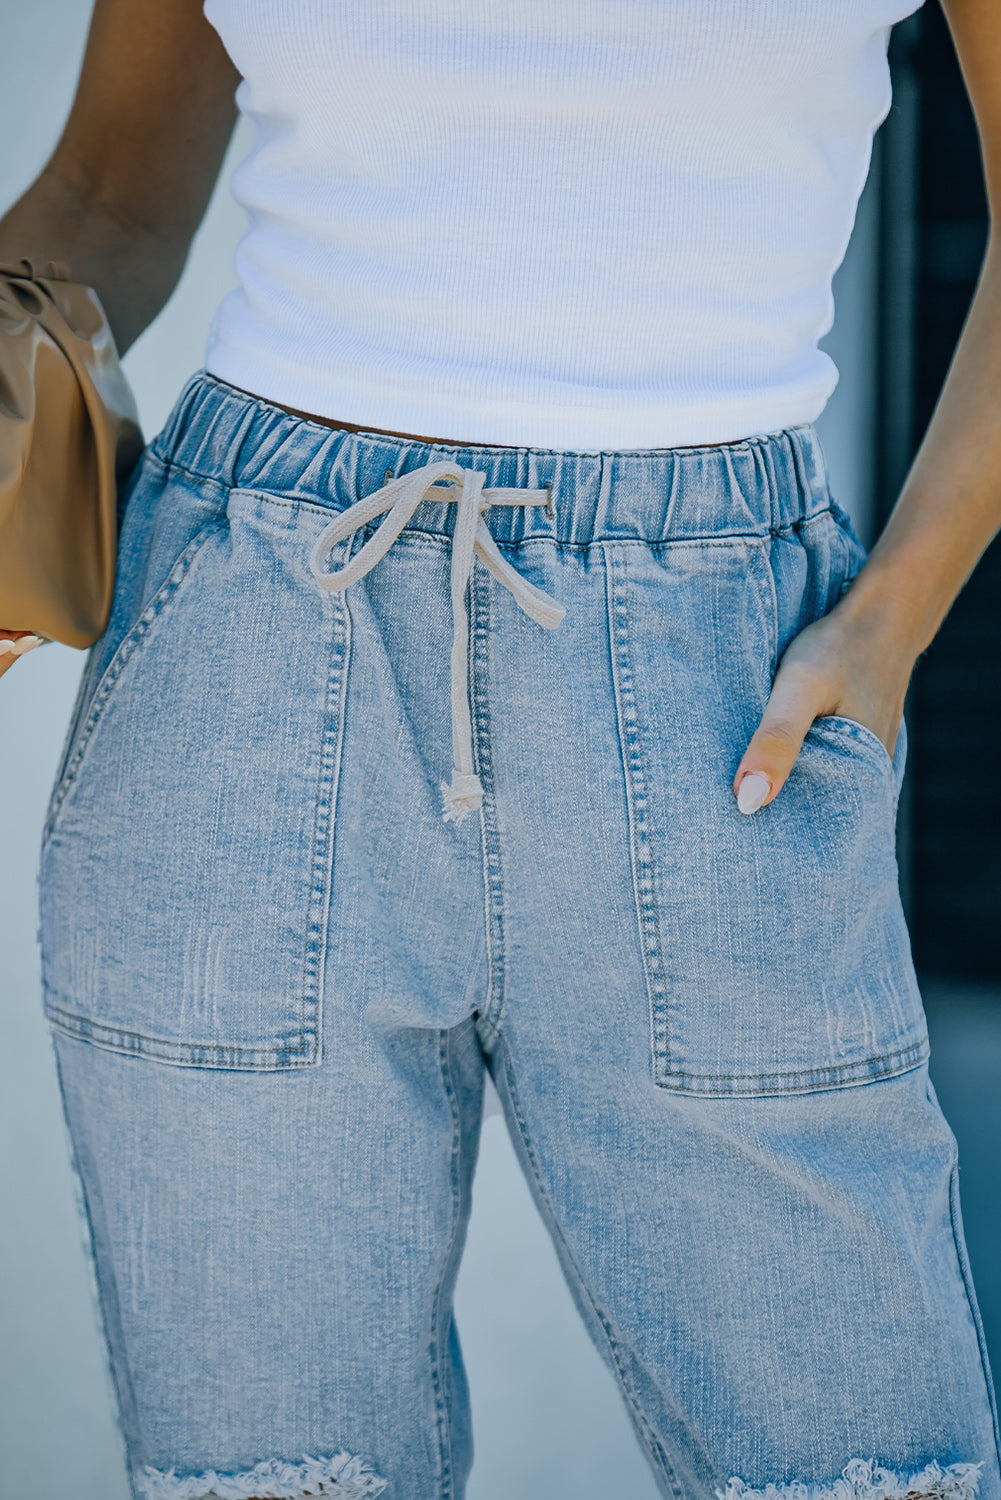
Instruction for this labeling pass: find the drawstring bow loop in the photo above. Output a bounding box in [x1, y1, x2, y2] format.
[309, 461, 564, 822]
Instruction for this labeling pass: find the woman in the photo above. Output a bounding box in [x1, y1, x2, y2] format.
[1, 1, 999, 1497]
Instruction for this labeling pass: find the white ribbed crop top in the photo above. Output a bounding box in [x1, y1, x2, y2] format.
[201, 0, 923, 451]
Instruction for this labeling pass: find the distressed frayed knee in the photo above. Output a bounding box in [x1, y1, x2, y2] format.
[717, 1458, 984, 1500]
[136, 1452, 388, 1500]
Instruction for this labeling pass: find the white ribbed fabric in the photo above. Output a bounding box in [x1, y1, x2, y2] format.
[202, 0, 923, 451]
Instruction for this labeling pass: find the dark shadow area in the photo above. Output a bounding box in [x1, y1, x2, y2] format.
[884, 6, 1000, 977]
[880, 1, 1000, 1390]
[923, 981, 1001, 1378]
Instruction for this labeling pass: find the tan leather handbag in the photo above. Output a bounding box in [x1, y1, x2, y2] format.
[0, 257, 144, 648]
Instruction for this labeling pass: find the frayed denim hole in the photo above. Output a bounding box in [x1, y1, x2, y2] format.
[716, 1458, 984, 1500]
[135, 1451, 388, 1500]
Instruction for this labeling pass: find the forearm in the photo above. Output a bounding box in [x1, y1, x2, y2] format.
[733, 226, 1001, 807]
[838, 232, 1001, 659]
[0, 165, 192, 357]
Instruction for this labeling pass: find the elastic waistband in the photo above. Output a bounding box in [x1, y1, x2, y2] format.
[151, 371, 835, 546]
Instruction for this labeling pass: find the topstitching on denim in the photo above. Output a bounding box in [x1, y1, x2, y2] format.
[602, 527, 927, 1096]
[42, 519, 226, 841]
[39, 463, 354, 1070]
[469, 566, 508, 1047]
[490, 1038, 686, 1500]
[149, 374, 833, 547]
[39, 373, 1000, 1500]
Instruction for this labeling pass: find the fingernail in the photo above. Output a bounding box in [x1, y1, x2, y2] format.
[0, 634, 44, 657]
[736, 772, 771, 815]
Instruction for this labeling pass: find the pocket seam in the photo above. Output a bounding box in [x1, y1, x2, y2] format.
[40, 531, 351, 1072]
[742, 535, 779, 675]
[42, 1002, 317, 1069]
[653, 1037, 930, 1098]
[810, 714, 894, 772]
[604, 543, 674, 1080]
[43, 519, 226, 843]
[607, 537, 923, 1099]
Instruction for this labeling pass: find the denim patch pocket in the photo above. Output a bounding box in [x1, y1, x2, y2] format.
[40, 483, 351, 1070]
[606, 537, 928, 1099]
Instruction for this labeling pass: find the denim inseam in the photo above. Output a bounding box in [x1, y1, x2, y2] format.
[38, 370, 1000, 1500]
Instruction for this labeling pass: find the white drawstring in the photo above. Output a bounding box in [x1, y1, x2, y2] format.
[309, 460, 565, 822]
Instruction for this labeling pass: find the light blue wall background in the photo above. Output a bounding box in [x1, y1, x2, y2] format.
[1, 5, 892, 1498]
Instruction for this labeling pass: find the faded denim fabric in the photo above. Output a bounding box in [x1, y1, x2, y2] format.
[39, 372, 1000, 1500]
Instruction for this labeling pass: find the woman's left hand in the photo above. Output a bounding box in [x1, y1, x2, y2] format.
[731, 600, 916, 814]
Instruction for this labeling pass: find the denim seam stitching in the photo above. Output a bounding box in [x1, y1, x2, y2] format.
[495, 1040, 685, 1500]
[470, 567, 506, 1044]
[228, 484, 366, 521]
[656, 1036, 930, 1093]
[301, 580, 352, 1067]
[245, 502, 790, 552]
[603, 543, 926, 1097]
[604, 544, 673, 1082]
[812, 715, 897, 779]
[43, 527, 351, 1072]
[143, 447, 231, 499]
[43, 520, 227, 842]
[743, 535, 779, 673]
[42, 1003, 315, 1065]
[162, 468, 840, 553]
[399, 531, 787, 555]
[428, 1029, 463, 1500]
[46, 646, 110, 821]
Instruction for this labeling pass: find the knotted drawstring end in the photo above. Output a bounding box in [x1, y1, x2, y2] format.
[308, 462, 561, 829]
[441, 771, 484, 823]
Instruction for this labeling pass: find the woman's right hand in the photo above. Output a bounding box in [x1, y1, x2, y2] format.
[0, 631, 44, 681]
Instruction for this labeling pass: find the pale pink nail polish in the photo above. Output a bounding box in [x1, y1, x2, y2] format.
[0, 634, 44, 658]
[736, 772, 770, 815]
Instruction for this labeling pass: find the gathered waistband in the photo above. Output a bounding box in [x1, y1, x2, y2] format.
[152, 372, 836, 547]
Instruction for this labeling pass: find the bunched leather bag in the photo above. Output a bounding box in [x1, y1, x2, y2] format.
[0, 257, 144, 648]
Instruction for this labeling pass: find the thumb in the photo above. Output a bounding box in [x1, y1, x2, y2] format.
[732, 669, 826, 814]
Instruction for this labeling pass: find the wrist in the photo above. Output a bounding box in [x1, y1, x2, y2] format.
[0, 171, 185, 357]
[834, 555, 943, 662]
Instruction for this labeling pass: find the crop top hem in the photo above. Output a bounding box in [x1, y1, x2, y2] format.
[203, 335, 837, 454]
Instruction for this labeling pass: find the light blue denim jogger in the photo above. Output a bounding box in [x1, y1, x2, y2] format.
[39, 372, 1000, 1500]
